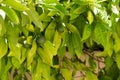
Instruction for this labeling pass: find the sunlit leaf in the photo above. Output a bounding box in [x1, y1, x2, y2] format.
[87, 10, 94, 24]
[53, 30, 61, 50]
[3, 0, 28, 11]
[1, 6, 19, 24]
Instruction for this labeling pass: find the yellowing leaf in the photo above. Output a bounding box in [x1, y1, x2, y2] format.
[53, 30, 61, 50]
[27, 39, 37, 67]
[87, 11, 94, 24]
[3, 0, 28, 11]
[61, 69, 72, 80]
[45, 21, 56, 42]
[37, 41, 57, 65]
[1, 6, 19, 24]
[37, 47, 53, 65]
[0, 37, 8, 59]
[43, 41, 57, 55]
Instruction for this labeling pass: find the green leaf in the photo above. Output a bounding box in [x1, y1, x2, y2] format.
[45, 21, 56, 42]
[20, 47, 29, 63]
[72, 33, 83, 57]
[1, 6, 19, 24]
[0, 37, 8, 59]
[4, 58, 12, 73]
[94, 23, 107, 47]
[12, 57, 21, 68]
[43, 0, 59, 4]
[39, 13, 51, 22]
[27, 39, 37, 67]
[67, 24, 80, 36]
[99, 76, 112, 80]
[105, 56, 114, 71]
[86, 71, 98, 80]
[26, 6, 43, 31]
[73, 6, 86, 14]
[21, 13, 30, 26]
[61, 68, 72, 80]
[41, 62, 51, 80]
[114, 34, 120, 53]
[58, 46, 66, 58]
[81, 24, 91, 41]
[32, 58, 42, 80]
[115, 20, 120, 38]
[104, 32, 113, 56]
[116, 51, 120, 69]
[54, 4, 67, 15]
[6, 23, 21, 61]
[37, 41, 57, 65]
[53, 30, 61, 50]
[74, 0, 93, 5]
[3, 0, 28, 11]
[67, 33, 75, 58]
[32, 58, 51, 80]
[0, 58, 5, 78]
[89, 57, 96, 70]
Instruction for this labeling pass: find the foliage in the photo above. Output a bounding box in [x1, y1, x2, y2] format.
[0, 0, 120, 80]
